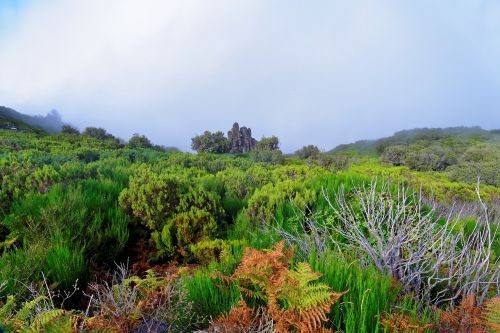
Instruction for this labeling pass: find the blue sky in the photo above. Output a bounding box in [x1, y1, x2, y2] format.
[0, 0, 499, 151]
[0, 0, 29, 34]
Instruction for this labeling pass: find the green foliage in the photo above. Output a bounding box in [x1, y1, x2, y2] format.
[0, 244, 46, 297]
[0, 157, 60, 214]
[183, 270, 240, 323]
[256, 136, 280, 150]
[77, 149, 100, 163]
[249, 146, 284, 164]
[127, 133, 153, 149]
[191, 130, 231, 154]
[349, 162, 500, 202]
[119, 164, 224, 259]
[61, 124, 80, 135]
[308, 251, 398, 333]
[0, 123, 498, 331]
[46, 234, 86, 289]
[1, 179, 129, 293]
[189, 239, 245, 265]
[153, 207, 218, 258]
[0, 294, 76, 333]
[295, 144, 321, 159]
[82, 126, 117, 142]
[245, 179, 316, 224]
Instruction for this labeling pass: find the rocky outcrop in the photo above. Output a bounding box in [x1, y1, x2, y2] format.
[227, 122, 256, 154]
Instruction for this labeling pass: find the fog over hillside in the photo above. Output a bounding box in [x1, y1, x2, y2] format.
[1, 1, 500, 152]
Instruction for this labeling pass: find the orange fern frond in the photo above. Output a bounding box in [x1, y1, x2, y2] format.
[439, 294, 500, 333]
[213, 242, 344, 333]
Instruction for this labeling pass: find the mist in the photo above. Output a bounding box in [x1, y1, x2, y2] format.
[1, 0, 499, 152]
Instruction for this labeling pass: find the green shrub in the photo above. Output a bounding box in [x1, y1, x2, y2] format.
[189, 239, 245, 266]
[119, 165, 224, 259]
[245, 179, 316, 224]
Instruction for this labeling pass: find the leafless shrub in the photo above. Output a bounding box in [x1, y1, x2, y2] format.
[86, 263, 202, 332]
[278, 179, 499, 308]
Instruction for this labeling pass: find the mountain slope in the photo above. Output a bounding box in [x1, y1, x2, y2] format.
[330, 127, 499, 155]
[0, 106, 63, 133]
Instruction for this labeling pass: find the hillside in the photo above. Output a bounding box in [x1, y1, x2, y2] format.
[0, 106, 63, 133]
[0, 126, 499, 332]
[330, 126, 499, 154]
[329, 126, 500, 186]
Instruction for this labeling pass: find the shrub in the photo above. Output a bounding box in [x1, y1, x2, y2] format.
[245, 179, 316, 224]
[119, 165, 224, 259]
[61, 124, 79, 135]
[249, 147, 284, 164]
[152, 208, 218, 259]
[88, 265, 201, 332]
[0, 244, 46, 297]
[77, 149, 100, 163]
[189, 239, 244, 265]
[295, 145, 321, 159]
[127, 133, 153, 149]
[191, 131, 231, 154]
[319, 179, 499, 307]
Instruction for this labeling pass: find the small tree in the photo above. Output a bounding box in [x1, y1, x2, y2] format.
[127, 133, 153, 149]
[295, 145, 320, 159]
[381, 145, 407, 166]
[257, 136, 280, 150]
[250, 135, 283, 163]
[61, 124, 80, 135]
[191, 131, 231, 154]
[83, 127, 116, 141]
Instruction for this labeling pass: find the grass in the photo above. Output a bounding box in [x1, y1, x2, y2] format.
[182, 269, 240, 325]
[307, 250, 399, 333]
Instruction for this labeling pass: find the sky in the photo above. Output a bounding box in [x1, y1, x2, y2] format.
[0, 0, 499, 152]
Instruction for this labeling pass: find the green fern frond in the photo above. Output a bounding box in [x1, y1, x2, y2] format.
[13, 296, 47, 322]
[123, 269, 168, 294]
[280, 262, 333, 310]
[29, 309, 65, 330]
[0, 295, 16, 322]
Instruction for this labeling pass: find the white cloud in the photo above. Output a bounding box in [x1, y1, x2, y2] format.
[0, 0, 499, 151]
[0, 0, 260, 104]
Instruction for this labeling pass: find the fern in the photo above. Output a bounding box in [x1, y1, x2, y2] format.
[438, 294, 500, 333]
[212, 241, 345, 333]
[28, 309, 65, 331]
[13, 296, 47, 323]
[0, 295, 82, 333]
[0, 295, 16, 322]
[281, 262, 335, 311]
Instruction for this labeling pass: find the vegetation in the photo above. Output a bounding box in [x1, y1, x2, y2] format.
[191, 131, 231, 154]
[0, 122, 499, 332]
[295, 145, 320, 159]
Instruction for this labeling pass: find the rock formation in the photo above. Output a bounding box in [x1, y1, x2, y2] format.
[227, 122, 256, 154]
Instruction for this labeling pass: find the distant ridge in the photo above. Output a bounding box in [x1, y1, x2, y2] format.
[329, 126, 500, 155]
[0, 106, 63, 133]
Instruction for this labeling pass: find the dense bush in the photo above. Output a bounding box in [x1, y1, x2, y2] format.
[295, 144, 320, 159]
[119, 165, 224, 259]
[191, 130, 231, 154]
[127, 133, 153, 149]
